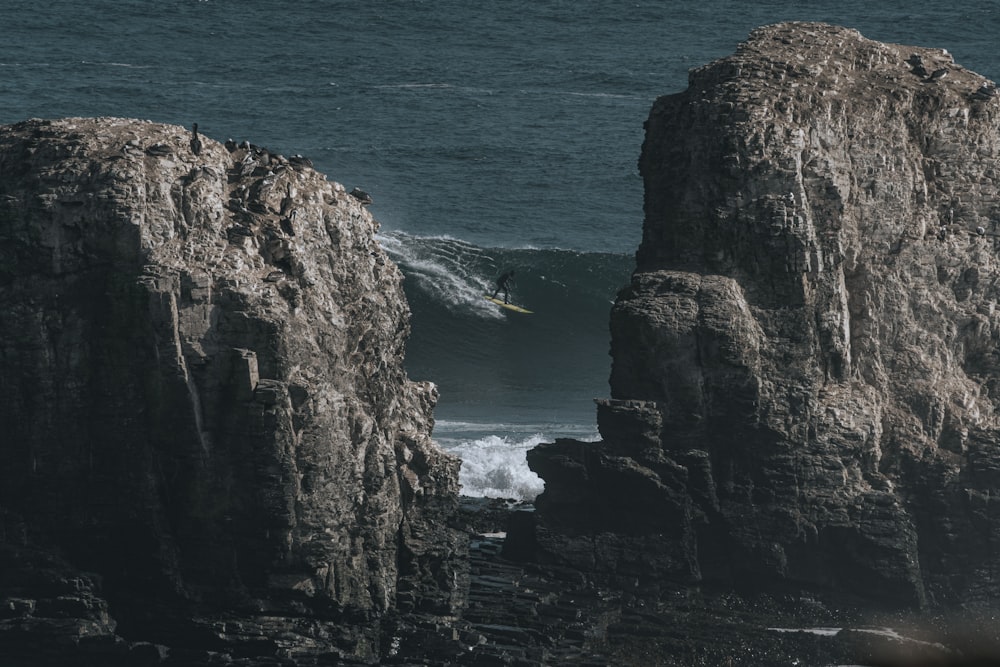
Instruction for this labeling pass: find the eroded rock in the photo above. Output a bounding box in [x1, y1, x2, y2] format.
[0, 117, 464, 661]
[523, 22, 1000, 609]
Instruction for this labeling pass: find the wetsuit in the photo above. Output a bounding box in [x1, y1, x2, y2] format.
[492, 270, 515, 303]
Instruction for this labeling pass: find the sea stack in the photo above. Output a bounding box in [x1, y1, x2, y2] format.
[0, 117, 464, 661]
[519, 22, 1000, 609]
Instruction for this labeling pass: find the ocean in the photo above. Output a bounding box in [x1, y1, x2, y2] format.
[3, 0, 998, 500]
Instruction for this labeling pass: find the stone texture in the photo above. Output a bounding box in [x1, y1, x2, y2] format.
[0, 117, 464, 661]
[9, 23, 1000, 664]
[521, 22, 1000, 609]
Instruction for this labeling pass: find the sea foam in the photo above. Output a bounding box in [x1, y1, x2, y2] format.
[448, 433, 547, 501]
[434, 423, 600, 502]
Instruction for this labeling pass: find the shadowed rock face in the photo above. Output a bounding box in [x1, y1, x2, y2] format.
[525, 22, 1000, 608]
[0, 117, 463, 657]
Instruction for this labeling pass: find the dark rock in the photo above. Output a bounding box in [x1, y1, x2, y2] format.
[522, 20, 1000, 613]
[0, 117, 464, 662]
[7, 22, 1000, 666]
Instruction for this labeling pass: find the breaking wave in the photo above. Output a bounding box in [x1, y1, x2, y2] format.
[380, 230, 628, 501]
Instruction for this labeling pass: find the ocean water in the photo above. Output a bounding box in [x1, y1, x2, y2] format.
[3, 0, 998, 499]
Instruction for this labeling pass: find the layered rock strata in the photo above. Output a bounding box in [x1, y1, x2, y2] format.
[521, 22, 1000, 609]
[0, 117, 464, 661]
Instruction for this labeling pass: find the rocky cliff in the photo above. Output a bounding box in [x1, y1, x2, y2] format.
[0, 117, 464, 662]
[521, 22, 1000, 610]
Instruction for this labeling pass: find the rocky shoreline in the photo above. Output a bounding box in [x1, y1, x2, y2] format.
[3, 496, 997, 665]
[4, 20, 1000, 666]
[399, 499, 1000, 667]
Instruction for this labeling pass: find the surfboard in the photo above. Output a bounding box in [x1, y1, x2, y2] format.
[484, 295, 533, 314]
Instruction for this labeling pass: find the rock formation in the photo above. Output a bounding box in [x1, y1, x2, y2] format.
[0, 118, 464, 662]
[9, 23, 1000, 666]
[521, 22, 1000, 610]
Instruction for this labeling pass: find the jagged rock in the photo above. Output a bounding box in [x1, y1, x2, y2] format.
[520, 22, 1000, 609]
[0, 117, 465, 661]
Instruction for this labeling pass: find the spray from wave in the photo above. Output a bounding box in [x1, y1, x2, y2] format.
[434, 422, 601, 501]
[377, 231, 503, 319]
[450, 433, 547, 500]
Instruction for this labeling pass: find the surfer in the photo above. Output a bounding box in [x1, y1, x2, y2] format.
[492, 270, 515, 304]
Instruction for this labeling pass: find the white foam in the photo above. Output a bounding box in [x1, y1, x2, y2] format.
[564, 91, 640, 100]
[377, 231, 502, 318]
[445, 433, 548, 501]
[434, 422, 600, 496]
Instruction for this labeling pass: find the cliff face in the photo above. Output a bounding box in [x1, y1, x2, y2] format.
[524, 23, 1000, 608]
[0, 118, 463, 658]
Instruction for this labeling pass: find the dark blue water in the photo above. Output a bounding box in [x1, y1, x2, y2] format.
[4, 0, 998, 498]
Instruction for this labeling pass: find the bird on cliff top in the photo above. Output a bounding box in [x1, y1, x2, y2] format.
[279, 184, 295, 216]
[906, 54, 928, 76]
[350, 187, 373, 205]
[145, 143, 172, 157]
[972, 84, 998, 101]
[190, 123, 202, 156]
[239, 153, 257, 178]
[927, 67, 949, 82]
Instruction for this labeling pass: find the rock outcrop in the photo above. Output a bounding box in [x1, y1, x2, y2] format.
[0, 117, 464, 662]
[520, 22, 1000, 609]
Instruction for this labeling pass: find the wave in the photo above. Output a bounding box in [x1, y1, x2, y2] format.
[433, 418, 601, 501]
[516, 88, 643, 101]
[80, 61, 151, 69]
[381, 230, 631, 481]
[378, 229, 632, 318]
[0, 62, 56, 68]
[433, 419, 600, 443]
[449, 433, 546, 500]
[371, 83, 497, 97]
[439, 429, 599, 502]
[374, 83, 454, 90]
[563, 91, 642, 100]
[379, 229, 634, 395]
[378, 232, 503, 319]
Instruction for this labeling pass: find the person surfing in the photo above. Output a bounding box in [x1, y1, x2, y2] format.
[492, 269, 515, 304]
